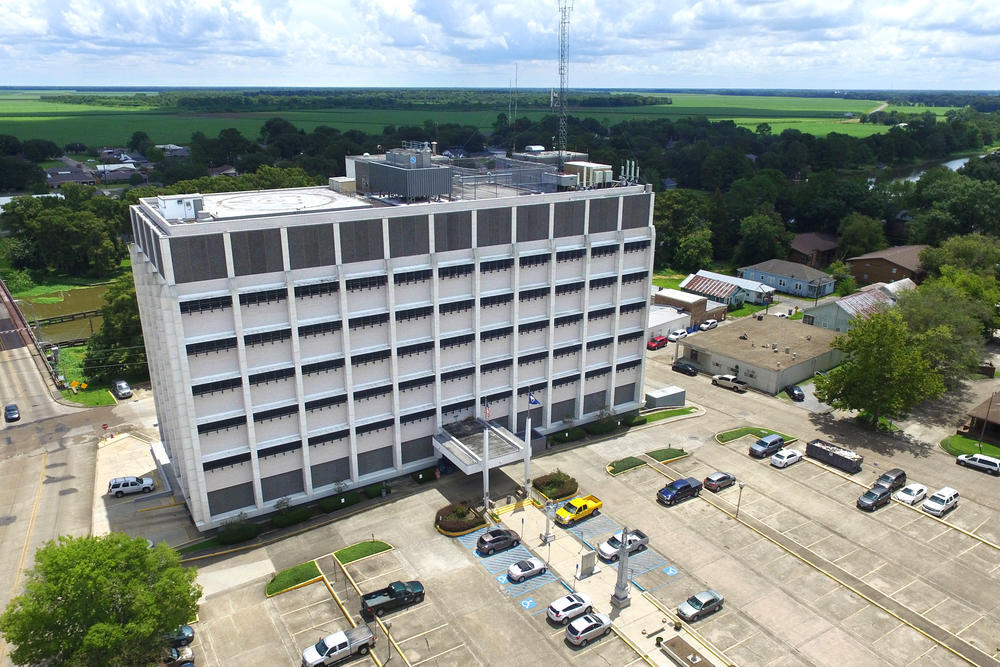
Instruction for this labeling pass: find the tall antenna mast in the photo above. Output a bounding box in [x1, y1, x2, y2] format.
[557, 0, 572, 170]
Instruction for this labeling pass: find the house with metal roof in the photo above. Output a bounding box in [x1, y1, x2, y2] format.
[801, 288, 894, 332]
[680, 269, 774, 306]
[738, 259, 835, 299]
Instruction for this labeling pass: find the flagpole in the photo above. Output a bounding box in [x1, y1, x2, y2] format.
[523, 412, 531, 498]
[482, 401, 490, 524]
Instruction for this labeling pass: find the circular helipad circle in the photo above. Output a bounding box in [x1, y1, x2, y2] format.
[212, 191, 339, 214]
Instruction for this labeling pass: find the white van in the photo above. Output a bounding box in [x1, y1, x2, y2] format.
[956, 453, 1000, 476]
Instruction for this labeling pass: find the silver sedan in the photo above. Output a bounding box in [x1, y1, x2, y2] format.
[677, 590, 724, 621]
[507, 557, 546, 583]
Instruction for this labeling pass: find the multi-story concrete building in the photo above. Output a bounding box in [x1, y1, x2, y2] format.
[130, 150, 654, 530]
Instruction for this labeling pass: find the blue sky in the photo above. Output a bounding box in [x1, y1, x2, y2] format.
[3, 0, 999, 90]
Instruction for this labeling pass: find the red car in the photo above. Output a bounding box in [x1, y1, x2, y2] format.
[647, 336, 669, 350]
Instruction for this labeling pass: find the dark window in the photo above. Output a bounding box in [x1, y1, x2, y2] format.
[441, 367, 475, 382]
[295, 281, 339, 298]
[398, 341, 434, 357]
[396, 306, 433, 322]
[253, 404, 298, 422]
[554, 200, 585, 237]
[439, 263, 474, 279]
[519, 351, 548, 365]
[443, 398, 476, 414]
[354, 385, 393, 401]
[621, 270, 649, 284]
[349, 313, 390, 329]
[339, 218, 384, 263]
[552, 373, 581, 388]
[555, 313, 583, 326]
[244, 329, 292, 346]
[389, 215, 430, 258]
[589, 276, 617, 289]
[441, 333, 475, 348]
[345, 275, 388, 291]
[308, 429, 350, 447]
[356, 418, 395, 436]
[588, 308, 615, 321]
[197, 415, 247, 434]
[619, 301, 646, 314]
[587, 337, 614, 350]
[518, 320, 548, 334]
[401, 409, 436, 425]
[614, 382, 637, 405]
[516, 203, 549, 242]
[288, 223, 336, 269]
[180, 295, 233, 314]
[589, 197, 619, 233]
[617, 359, 642, 372]
[624, 240, 651, 253]
[555, 281, 584, 295]
[399, 376, 434, 391]
[554, 344, 582, 358]
[481, 293, 513, 307]
[352, 350, 391, 365]
[203, 454, 252, 472]
[239, 288, 287, 306]
[590, 244, 618, 258]
[192, 377, 243, 396]
[434, 211, 472, 251]
[480, 326, 513, 341]
[440, 299, 474, 314]
[299, 320, 342, 337]
[258, 441, 302, 458]
[482, 359, 513, 373]
[622, 194, 651, 229]
[617, 331, 644, 344]
[305, 394, 348, 411]
[187, 337, 237, 356]
[393, 269, 432, 285]
[171, 234, 227, 283]
[480, 258, 513, 273]
[231, 229, 283, 275]
[248, 367, 296, 386]
[302, 358, 345, 375]
[585, 367, 612, 380]
[519, 253, 550, 268]
[477, 207, 512, 247]
[519, 287, 549, 301]
[357, 445, 393, 475]
[556, 248, 585, 262]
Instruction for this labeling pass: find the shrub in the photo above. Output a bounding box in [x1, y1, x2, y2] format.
[583, 419, 620, 436]
[411, 467, 437, 484]
[217, 515, 263, 545]
[646, 447, 687, 462]
[271, 506, 312, 529]
[363, 482, 388, 499]
[623, 414, 647, 426]
[435, 502, 485, 532]
[608, 456, 644, 474]
[533, 469, 578, 500]
[266, 561, 320, 596]
[548, 427, 586, 444]
[319, 491, 361, 513]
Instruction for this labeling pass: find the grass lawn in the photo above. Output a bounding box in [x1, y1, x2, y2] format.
[335, 540, 391, 564]
[56, 345, 117, 406]
[646, 447, 687, 462]
[940, 434, 1000, 458]
[265, 561, 321, 596]
[645, 406, 697, 423]
[652, 274, 684, 290]
[727, 303, 768, 318]
[608, 456, 645, 474]
[178, 536, 221, 555]
[718, 427, 794, 443]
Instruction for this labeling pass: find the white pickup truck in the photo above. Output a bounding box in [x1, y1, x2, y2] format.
[711, 374, 748, 393]
[301, 626, 375, 666]
[597, 528, 649, 561]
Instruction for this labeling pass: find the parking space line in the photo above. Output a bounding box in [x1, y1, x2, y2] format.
[956, 615, 984, 636]
[906, 645, 940, 666]
[396, 622, 450, 644]
[409, 642, 466, 665]
[781, 518, 813, 534]
[353, 566, 404, 585]
[279, 598, 336, 617]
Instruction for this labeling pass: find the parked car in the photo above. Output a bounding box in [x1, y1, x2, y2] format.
[699, 319, 718, 330]
[4, 404, 20, 422]
[712, 374, 748, 392]
[785, 385, 805, 402]
[873, 468, 907, 491]
[107, 476, 155, 497]
[676, 590, 724, 621]
[922, 487, 959, 517]
[302, 626, 375, 665]
[894, 483, 927, 506]
[749, 434, 785, 458]
[476, 528, 519, 555]
[597, 528, 649, 561]
[646, 336, 669, 350]
[555, 495, 603, 525]
[166, 625, 194, 648]
[507, 557, 546, 583]
[565, 612, 612, 647]
[111, 379, 133, 399]
[547, 592, 593, 625]
[657, 477, 702, 505]
[703, 471, 736, 492]
[163, 646, 194, 665]
[774, 312, 789, 318]
[770, 449, 803, 469]
[361, 580, 424, 619]
[857, 485, 891, 511]
[667, 328, 688, 342]
[671, 360, 699, 376]
[956, 453, 1000, 476]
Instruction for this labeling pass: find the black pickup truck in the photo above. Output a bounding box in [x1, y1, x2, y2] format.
[361, 580, 424, 619]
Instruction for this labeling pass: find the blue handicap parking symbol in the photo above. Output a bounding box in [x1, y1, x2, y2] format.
[497, 574, 508, 584]
[521, 598, 537, 610]
[664, 566, 678, 576]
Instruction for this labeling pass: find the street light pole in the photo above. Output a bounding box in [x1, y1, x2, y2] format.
[976, 392, 996, 455]
[736, 481, 745, 519]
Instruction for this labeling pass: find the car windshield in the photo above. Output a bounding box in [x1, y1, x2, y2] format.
[862, 491, 877, 500]
[314, 638, 330, 653]
[563, 504, 578, 514]
[929, 494, 946, 503]
[686, 595, 704, 610]
[514, 560, 531, 570]
[606, 535, 622, 548]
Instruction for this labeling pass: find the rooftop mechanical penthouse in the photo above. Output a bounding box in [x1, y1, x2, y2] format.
[130, 146, 654, 529]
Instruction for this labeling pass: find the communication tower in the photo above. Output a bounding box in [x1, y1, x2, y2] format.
[555, 0, 573, 170]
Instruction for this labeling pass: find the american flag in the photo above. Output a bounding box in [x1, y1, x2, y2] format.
[484, 400, 491, 420]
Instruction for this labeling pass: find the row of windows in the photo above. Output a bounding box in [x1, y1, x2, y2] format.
[294, 281, 338, 298]
[554, 343, 582, 358]
[245, 328, 292, 347]
[180, 295, 232, 314]
[239, 287, 287, 307]
[345, 275, 388, 291]
[481, 293, 514, 308]
[590, 244, 618, 258]
[393, 269, 432, 285]
[299, 320, 342, 338]
[349, 313, 390, 329]
[519, 254, 550, 268]
[480, 258, 514, 273]
[439, 264, 474, 279]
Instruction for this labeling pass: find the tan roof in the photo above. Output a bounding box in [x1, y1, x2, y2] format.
[680, 317, 838, 371]
[847, 245, 928, 272]
[791, 232, 838, 254]
[968, 395, 1000, 423]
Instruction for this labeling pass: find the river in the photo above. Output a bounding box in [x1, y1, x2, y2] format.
[20, 284, 109, 344]
[900, 155, 979, 183]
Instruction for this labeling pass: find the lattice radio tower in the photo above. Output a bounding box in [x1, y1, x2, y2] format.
[556, 0, 573, 170]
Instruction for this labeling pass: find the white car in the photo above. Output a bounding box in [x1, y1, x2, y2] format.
[547, 592, 593, 625]
[922, 487, 959, 517]
[667, 328, 688, 342]
[507, 556, 546, 583]
[565, 612, 612, 647]
[774, 312, 789, 318]
[770, 449, 802, 468]
[699, 319, 718, 331]
[894, 483, 927, 506]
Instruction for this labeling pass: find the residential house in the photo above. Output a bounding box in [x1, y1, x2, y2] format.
[209, 164, 238, 177]
[847, 245, 927, 285]
[738, 259, 835, 299]
[789, 232, 838, 268]
[45, 167, 96, 188]
[652, 287, 727, 326]
[802, 289, 894, 332]
[962, 395, 1000, 445]
[96, 163, 139, 183]
[155, 144, 191, 159]
[680, 270, 774, 307]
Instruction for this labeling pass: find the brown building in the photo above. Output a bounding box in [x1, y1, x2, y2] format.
[963, 395, 1000, 445]
[789, 232, 838, 268]
[651, 288, 726, 326]
[847, 245, 927, 285]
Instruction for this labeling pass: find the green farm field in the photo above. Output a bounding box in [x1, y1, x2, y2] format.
[0, 90, 936, 146]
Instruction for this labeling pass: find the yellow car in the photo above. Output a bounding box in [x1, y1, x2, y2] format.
[555, 495, 602, 525]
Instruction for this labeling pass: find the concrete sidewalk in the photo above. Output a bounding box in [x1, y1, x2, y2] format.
[497, 499, 731, 666]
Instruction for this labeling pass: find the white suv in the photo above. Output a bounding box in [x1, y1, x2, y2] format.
[956, 453, 1000, 476]
[108, 476, 155, 497]
[922, 487, 959, 517]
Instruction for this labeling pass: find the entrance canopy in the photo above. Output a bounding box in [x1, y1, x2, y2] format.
[433, 418, 529, 475]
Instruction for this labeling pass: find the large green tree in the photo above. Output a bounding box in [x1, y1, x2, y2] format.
[83, 274, 146, 383]
[919, 232, 1000, 278]
[815, 310, 945, 425]
[837, 212, 887, 259]
[0, 533, 200, 666]
[733, 211, 791, 266]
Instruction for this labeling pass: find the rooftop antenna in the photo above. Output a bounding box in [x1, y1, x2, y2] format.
[556, 0, 573, 171]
